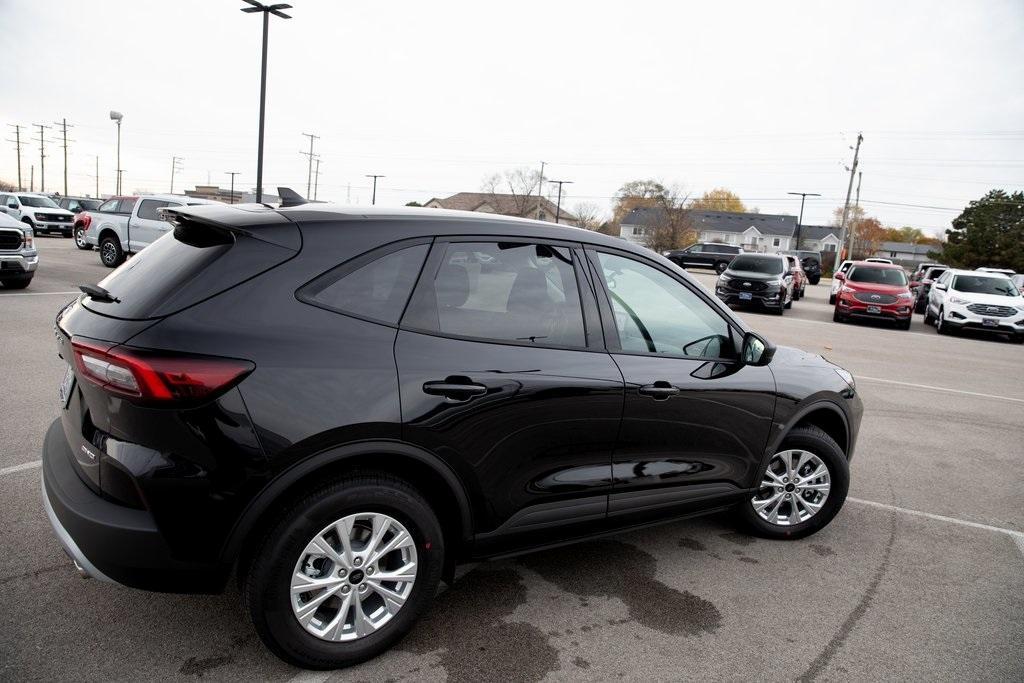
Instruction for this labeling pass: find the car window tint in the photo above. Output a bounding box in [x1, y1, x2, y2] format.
[404, 241, 587, 348]
[97, 199, 118, 212]
[687, 245, 703, 253]
[596, 252, 733, 358]
[730, 255, 784, 274]
[136, 199, 171, 220]
[117, 198, 138, 214]
[303, 243, 429, 324]
[952, 275, 1018, 296]
[848, 267, 908, 286]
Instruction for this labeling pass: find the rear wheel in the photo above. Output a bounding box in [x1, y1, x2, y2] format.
[924, 305, 935, 326]
[74, 226, 91, 250]
[808, 275, 820, 286]
[737, 426, 849, 540]
[243, 474, 444, 670]
[99, 235, 124, 267]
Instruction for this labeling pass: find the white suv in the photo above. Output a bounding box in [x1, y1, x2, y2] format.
[0, 192, 76, 237]
[925, 269, 1024, 342]
[828, 260, 854, 305]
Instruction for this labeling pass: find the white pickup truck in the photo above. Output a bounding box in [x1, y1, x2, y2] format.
[84, 194, 217, 267]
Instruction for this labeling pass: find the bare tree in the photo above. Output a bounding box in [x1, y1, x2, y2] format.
[480, 167, 541, 217]
[572, 201, 605, 231]
[643, 186, 697, 253]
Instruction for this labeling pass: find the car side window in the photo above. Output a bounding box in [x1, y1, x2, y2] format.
[117, 198, 138, 214]
[136, 199, 171, 221]
[594, 251, 734, 359]
[403, 241, 587, 348]
[299, 243, 430, 325]
[97, 199, 118, 213]
[687, 245, 702, 253]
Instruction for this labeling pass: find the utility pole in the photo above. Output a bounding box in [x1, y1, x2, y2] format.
[547, 180, 573, 223]
[365, 174, 384, 205]
[847, 171, 862, 258]
[30, 165, 34, 192]
[313, 158, 321, 200]
[535, 161, 546, 219]
[300, 132, 319, 198]
[226, 172, 240, 204]
[94, 156, 100, 197]
[787, 191, 821, 250]
[834, 133, 863, 271]
[6, 124, 27, 190]
[170, 156, 184, 194]
[53, 118, 74, 195]
[110, 111, 123, 194]
[241, 1, 293, 203]
[117, 169, 126, 194]
[32, 123, 51, 192]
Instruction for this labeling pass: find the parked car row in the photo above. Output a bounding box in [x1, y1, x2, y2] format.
[0, 210, 38, 289]
[714, 253, 806, 315]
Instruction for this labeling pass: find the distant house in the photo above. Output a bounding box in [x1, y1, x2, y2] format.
[423, 192, 578, 227]
[871, 241, 934, 264]
[184, 185, 242, 204]
[795, 225, 841, 254]
[620, 208, 798, 252]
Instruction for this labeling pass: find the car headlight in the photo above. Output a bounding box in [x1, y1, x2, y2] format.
[765, 279, 782, 287]
[719, 275, 731, 283]
[948, 295, 971, 305]
[897, 292, 913, 300]
[1015, 304, 1024, 312]
[834, 368, 855, 388]
[662, 251, 672, 256]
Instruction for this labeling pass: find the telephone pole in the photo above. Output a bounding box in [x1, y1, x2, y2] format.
[365, 174, 384, 205]
[834, 133, 863, 271]
[6, 125, 27, 190]
[547, 179, 572, 223]
[33, 123, 51, 192]
[300, 132, 319, 198]
[847, 171, 862, 257]
[94, 156, 100, 197]
[170, 156, 184, 194]
[535, 161, 546, 219]
[313, 158, 321, 200]
[787, 191, 820, 250]
[30, 165, 34, 192]
[226, 172, 240, 204]
[53, 118, 74, 195]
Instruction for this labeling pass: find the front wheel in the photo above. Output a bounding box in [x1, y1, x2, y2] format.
[828, 293, 836, 305]
[935, 308, 952, 335]
[243, 474, 444, 670]
[74, 227, 91, 250]
[99, 235, 124, 267]
[737, 426, 849, 540]
[1, 276, 32, 290]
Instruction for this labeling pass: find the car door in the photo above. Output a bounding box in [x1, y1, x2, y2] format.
[395, 238, 624, 554]
[3, 195, 22, 220]
[929, 270, 951, 314]
[129, 199, 173, 250]
[586, 247, 777, 525]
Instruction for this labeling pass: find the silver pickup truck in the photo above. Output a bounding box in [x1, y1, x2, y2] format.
[84, 194, 217, 267]
[0, 211, 38, 289]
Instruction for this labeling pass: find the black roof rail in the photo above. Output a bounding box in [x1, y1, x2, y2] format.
[278, 187, 307, 208]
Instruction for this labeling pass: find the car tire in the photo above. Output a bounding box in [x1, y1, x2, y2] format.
[784, 294, 793, 309]
[899, 319, 912, 330]
[828, 293, 836, 305]
[243, 473, 445, 670]
[714, 261, 729, 275]
[935, 307, 952, 335]
[832, 308, 844, 323]
[923, 306, 935, 326]
[736, 425, 850, 540]
[74, 227, 91, 250]
[1, 276, 32, 290]
[99, 235, 125, 267]
[808, 275, 820, 286]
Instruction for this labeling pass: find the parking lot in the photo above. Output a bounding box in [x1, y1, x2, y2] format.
[1, 237, 1022, 681]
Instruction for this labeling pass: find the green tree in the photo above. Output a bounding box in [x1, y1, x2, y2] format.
[941, 190, 1024, 271]
[689, 188, 746, 213]
[611, 179, 669, 225]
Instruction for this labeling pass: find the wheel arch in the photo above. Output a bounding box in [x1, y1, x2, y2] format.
[765, 400, 850, 462]
[223, 440, 474, 578]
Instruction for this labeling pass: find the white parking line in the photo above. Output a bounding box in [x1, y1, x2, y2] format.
[286, 671, 331, 683]
[849, 497, 1024, 557]
[856, 375, 1024, 404]
[0, 460, 42, 476]
[0, 290, 79, 297]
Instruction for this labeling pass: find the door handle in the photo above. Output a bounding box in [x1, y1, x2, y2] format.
[639, 381, 679, 400]
[423, 376, 488, 402]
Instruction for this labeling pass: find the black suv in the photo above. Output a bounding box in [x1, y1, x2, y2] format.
[715, 253, 796, 315]
[56, 196, 103, 215]
[663, 242, 742, 274]
[44, 202, 861, 669]
[781, 250, 823, 285]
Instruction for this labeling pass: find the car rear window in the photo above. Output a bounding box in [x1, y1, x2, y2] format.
[729, 255, 783, 274]
[848, 267, 908, 286]
[952, 275, 1018, 296]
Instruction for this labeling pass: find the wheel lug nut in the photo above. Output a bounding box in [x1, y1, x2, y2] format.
[358, 584, 368, 593]
[353, 557, 363, 567]
[777, 487, 784, 493]
[337, 568, 347, 577]
[341, 585, 350, 594]
[366, 566, 374, 575]
[782, 477, 789, 483]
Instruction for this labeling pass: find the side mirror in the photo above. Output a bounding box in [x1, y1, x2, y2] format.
[934, 283, 947, 291]
[6, 203, 17, 210]
[834, 272, 846, 282]
[741, 332, 775, 367]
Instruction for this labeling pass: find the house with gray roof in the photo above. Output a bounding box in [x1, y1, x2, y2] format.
[871, 241, 935, 264]
[795, 225, 841, 255]
[620, 208, 799, 252]
[423, 192, 578, 226]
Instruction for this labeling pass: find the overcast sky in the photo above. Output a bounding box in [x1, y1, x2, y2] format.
[2, 0, 1022, 234]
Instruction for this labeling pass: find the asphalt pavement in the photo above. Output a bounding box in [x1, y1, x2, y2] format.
[1, 237, 1022, 681]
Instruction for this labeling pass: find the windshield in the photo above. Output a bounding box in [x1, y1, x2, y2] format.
[729, 255, 783, 275]
[952, 275, 1019, 296]
[19, 195, 59, 208]
[848, 266, 908, 286]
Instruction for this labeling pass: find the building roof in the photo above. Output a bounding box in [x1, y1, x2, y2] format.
[798, 225, 840, 240]
[622, 207, 797, 237]
[424, 192, 577, 222]
[876, 241, 935, 256]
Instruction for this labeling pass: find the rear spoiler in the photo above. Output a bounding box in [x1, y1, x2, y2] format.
[162, 203, 301, 252]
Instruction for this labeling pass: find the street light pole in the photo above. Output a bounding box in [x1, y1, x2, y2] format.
[547, 180, 572, 223]
[226, 172, 240, 204]
[787, 191, 821, 250]
[366, 175, 384, 205]
[241, 1, 293, 203]
[109, 111, 123, 194]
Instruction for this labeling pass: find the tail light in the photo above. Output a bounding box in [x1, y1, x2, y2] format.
[80, 213, 92, 231]
[71, 338, 254, 405]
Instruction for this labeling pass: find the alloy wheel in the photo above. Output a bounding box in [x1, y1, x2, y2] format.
[101, 242, 116, 265]
[75, 229, 87, 248]
[290, 512, 418, 642]
[751, 449, 831, 526]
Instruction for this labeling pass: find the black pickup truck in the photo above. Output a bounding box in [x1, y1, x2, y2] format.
[663, 242, 742, 274]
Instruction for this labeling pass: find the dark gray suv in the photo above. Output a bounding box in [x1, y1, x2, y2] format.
[664, 242, 742, 274]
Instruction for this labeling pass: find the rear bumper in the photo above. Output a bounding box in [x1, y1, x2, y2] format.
[41, 418, 229, 593]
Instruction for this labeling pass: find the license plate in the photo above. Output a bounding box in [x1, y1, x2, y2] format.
[59, 363, 75, 408]
[982, 318, 998, 327]
[867, 305, 881, 314]
[739, 292, 753, 301]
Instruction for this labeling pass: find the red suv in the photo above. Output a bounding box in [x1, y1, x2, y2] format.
[832, 261, 913, 330]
